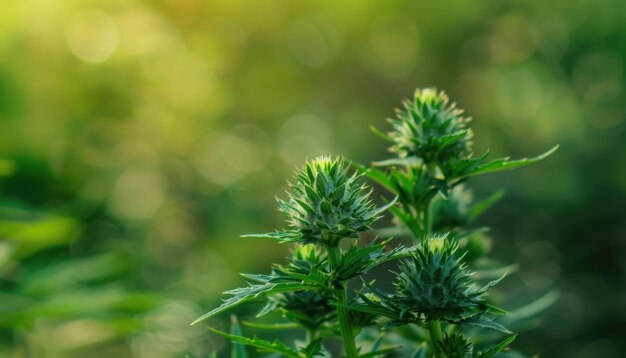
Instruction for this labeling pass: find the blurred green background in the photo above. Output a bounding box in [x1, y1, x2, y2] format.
[0, 0, 625, 357]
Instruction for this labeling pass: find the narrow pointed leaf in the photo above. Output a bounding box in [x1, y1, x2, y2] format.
[462, 145, 559, 178]
[191, 282, 324, 325]
[241, 322, 300, 330]
[230, 315, 248, 358]
[467, 190, 504, 221]
[477, 334, 518, 358]
[503, 289, 560, 324]
[207, 327, 300, 358]
[460, 316, 513, 334]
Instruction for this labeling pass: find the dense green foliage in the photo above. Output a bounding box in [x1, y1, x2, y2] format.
[193, 88, 556, 357]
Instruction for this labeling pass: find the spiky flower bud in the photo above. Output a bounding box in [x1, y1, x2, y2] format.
[437, 332, 472, 358]
[277, 156, 380, 246]
[394, 235, 488, 320]
[257, 246, 336, 330]
[386, 88, 473, 162]
[273, 290, 336, 330]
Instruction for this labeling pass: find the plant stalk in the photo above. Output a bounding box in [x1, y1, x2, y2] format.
[428, 320, 443, 358]
[326, 245, 358, 358]
[423, 200, 432, 241]
[423, 164, 440, 357]
[422, 162, 437, 241]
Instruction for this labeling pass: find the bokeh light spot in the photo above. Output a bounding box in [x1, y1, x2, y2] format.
[366, 18, 419, 78]
[66, 9, 118, 63]
[496, 67, 544, 118]
[277, 111, 332, 164]
[287, 16, 342, 68]
[108, 169, 165, 220]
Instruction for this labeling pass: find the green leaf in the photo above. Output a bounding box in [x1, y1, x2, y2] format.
[300, 338, 323, 358]
[241, 231, 300, 244]
[191, 282, 324, 325]
[503, 289, 560, 325]
[241, 321, 300, 330]
[354, 164, 396, 193]
[207, 327, 300, 358]
[484, 303, 508, 316]
[461, 145, 559, 178]
[472, 264, 518, 280]
[230, 315, 248, 358]
[370, 334, 385, 353]
[467, 190, 504, 222]
[477, 334, 517, 358]
[410, 343, 427, 358]
[370, 125, 393, 142]
[437, 129, 472, 152]
[460, 316, 513, 334]
[476, 274, 507, 294]
[370, 195, 399, 217]
[371, 157, 423, 167]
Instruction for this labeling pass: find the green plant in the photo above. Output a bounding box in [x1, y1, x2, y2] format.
[192, 88, 558, 357]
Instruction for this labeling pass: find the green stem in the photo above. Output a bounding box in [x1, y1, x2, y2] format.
[326, 245, 358, 358]
[428, 320, 443, 358]
[423, 200, 432, 241]
[422, 162, 438, 241]
[423, 163, 443, 357]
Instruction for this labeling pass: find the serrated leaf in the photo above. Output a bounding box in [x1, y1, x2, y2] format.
[192, 282, 324, 325]
[476, 273, 507, 294]
[207, 327, 300, 358]
[461, 145, 559, 178]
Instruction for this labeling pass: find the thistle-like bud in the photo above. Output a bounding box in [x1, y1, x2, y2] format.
[257, 246, 336, 330]
[273, 290, 336, 330]
[394, 235, 488, 320]
[437, 332, 472, 358]
[278, 156, 380, 246]
[386, 88, 473, 162]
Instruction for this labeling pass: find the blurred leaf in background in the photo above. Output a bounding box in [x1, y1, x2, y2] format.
[0, 0, 625, 357]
